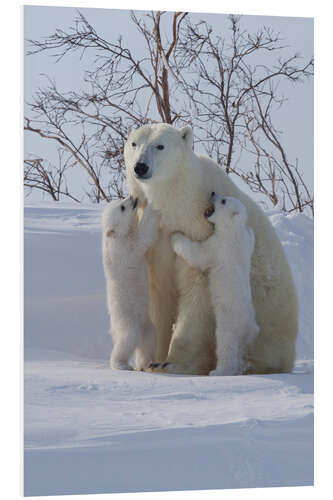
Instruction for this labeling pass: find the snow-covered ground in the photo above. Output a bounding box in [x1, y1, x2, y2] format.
[24, 201, 314, 497]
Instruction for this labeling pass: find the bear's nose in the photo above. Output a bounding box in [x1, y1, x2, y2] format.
[134, 162, 149, 177]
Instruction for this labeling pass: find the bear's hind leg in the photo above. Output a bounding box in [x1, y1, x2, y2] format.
[156, 266, 216, 375]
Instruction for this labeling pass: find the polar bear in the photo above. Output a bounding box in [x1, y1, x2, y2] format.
[172, 193, 260, 376]
[102, 196, 159, 370]
[124, 123, 298, 375]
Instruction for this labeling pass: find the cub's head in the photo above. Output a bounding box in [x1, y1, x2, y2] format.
[124, 123, 193, 190]
[103, 196, 138, 239]
[205, 193, 248, 229]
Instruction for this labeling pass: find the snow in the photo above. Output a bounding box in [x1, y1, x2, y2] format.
[24, 201, 314, 497]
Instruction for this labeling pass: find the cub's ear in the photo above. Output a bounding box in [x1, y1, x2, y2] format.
[179, 126, 193, 149]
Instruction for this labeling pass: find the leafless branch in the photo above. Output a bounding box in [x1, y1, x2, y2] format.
[25, 11, 313, 214]
[24, 153, 81, 202]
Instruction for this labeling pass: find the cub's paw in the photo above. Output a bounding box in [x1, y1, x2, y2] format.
[209, 365, 240, 376]
[110, 361, 134, 371]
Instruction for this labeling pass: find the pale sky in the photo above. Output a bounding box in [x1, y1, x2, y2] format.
[24, 5, 314, 204]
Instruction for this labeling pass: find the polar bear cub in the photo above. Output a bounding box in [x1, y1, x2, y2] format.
[102, 196, 159, 370]
[172, 193, 259, 376]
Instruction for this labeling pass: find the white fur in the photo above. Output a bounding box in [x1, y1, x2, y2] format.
[102, 197, 159, 370]
[125, 123, 298, 375]
[172, 195, 259, 375]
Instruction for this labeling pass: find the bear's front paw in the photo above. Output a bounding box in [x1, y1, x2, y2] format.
[136, 359, 155, 371]
[147, 362, 171, 373]
[148, 362, 203, 375]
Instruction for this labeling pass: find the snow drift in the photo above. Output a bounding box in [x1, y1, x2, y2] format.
[24, 201, 314, 496]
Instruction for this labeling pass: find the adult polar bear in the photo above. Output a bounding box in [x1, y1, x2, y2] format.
[125, 123, 298, 375]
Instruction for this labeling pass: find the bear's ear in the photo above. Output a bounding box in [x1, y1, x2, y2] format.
[180, 126, 193, 149]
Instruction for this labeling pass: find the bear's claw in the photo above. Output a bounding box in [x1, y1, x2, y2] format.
[147, 362, 172, 373]
[147, 361, 195, 374]
[148, 362, 161, 369]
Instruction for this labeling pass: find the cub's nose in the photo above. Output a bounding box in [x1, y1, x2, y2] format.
[134, 162, 149, 177]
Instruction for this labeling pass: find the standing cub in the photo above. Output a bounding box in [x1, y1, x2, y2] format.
[172, 193, 259, 376]
[102, 196, 159, 370]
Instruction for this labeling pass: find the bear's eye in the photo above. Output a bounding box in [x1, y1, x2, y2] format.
[121, 205, 125, 212]
[156, 145, 164, 151]
[221, 199, 226, 205]
[131, 142, 136, 148]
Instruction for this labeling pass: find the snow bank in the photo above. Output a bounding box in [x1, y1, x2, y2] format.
[269, 210, 314, 359]
[24, 202, 314, 496]
[24, 202, 111, 360]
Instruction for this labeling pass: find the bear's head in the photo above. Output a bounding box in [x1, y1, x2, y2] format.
[205, 193, 248, 228]
[205, 193, 254, 250]
[103, 195, 138, 239]
[124, 124, 193, 192]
